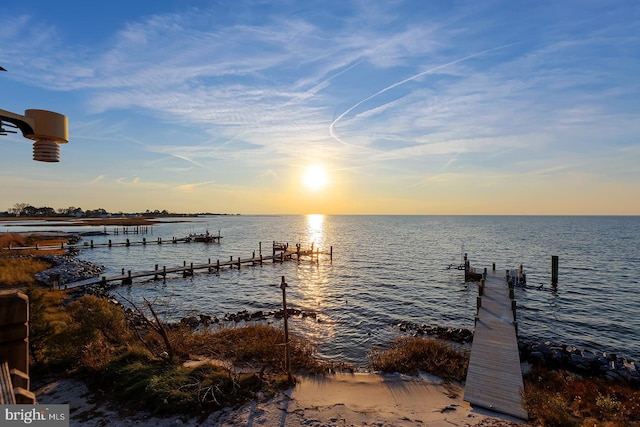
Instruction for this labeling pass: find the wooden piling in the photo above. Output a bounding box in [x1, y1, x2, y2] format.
[280, 276, 292, 383]
[551, 255, 559, 285]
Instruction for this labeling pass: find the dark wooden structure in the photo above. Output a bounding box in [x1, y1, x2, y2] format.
[0, 291, 36, 404]
[66, 241, 332, 288]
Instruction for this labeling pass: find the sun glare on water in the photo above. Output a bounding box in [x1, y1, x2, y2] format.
[303, 165, 329, 191]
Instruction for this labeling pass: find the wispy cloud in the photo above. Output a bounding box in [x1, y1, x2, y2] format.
[2, 1, 638, 213]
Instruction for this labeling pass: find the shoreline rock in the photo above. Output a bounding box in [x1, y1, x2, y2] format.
[520, 340, 639, 384]
[34, 253, 104, 288]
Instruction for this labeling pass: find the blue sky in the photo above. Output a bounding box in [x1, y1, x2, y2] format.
[1, 0, 639, 214]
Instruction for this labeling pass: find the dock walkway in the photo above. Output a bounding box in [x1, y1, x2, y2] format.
[65, 244, 329, 288]
[463, 269, 528, 420]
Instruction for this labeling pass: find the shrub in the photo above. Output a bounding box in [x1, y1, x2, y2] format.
[523, 366, 640, 426]
[368, 336, 469, 382]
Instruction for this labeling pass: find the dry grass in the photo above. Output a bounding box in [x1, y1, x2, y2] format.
[0, 233, 70, 289]
[181, 324, 333, 374]
[523, 365, 640, 426]
[0, 232, 29, 248]
[0, 258, 54, 287]
[368, 336, 469, 382]
[0, 232, 67, 256]
[27, 289, 329, 415]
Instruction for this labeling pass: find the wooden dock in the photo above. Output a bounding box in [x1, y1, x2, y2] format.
[2, 235, 218, 252]
[64, 243, 331, 288]
[463, 268, 528, 420]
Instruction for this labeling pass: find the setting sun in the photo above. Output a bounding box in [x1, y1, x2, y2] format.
[303, 165, 329, 191]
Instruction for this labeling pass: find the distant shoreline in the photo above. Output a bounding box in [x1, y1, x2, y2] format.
[0, 216, 198, 227]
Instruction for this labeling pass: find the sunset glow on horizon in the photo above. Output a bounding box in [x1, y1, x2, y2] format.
[1, 1, 638, 215]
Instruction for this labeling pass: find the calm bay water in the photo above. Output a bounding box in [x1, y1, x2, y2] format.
[6, 215, 640, 367]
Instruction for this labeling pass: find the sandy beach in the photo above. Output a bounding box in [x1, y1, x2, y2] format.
[35, 372, 526, 426]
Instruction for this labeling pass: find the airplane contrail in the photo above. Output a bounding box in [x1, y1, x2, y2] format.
[329, 44, 513, 148]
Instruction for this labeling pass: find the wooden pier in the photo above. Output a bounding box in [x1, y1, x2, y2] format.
[463, 266, 528, 420]
[2, 235, 218, 252]
[64, 242, 332, 288]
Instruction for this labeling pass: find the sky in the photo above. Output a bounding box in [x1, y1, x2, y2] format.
[1, 1, 639, 215]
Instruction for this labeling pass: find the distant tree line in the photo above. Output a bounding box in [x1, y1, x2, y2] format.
[2, 202, 172, 218]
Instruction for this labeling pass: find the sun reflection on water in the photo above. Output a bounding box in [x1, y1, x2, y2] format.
[305, 214, 324, 250]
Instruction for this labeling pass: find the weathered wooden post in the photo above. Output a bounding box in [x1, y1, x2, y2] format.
[109, 239, 112, 247]
[143, 237, 146, 246]
[163, 266, 166, 282]
[126, 238, 130, 247]
[121, 268, 125, 275]
[464, 253, 469, 281]
[492, 262, 496, 271]
[479, 279, 485, 296]
[260, 254, 263, 265]
[158, 237, 162, 244]
[330, 246, 333, 262]
[90, 239, 94, 248]
[154, 264, 159, 280]
[259, 241, 262, 256]
[280, 276, 292, 383]
[216, 259, 220, 273]
[551, 255, 559, 286]
[237, 257, 241, 269]
[0, 290, 35, 403]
